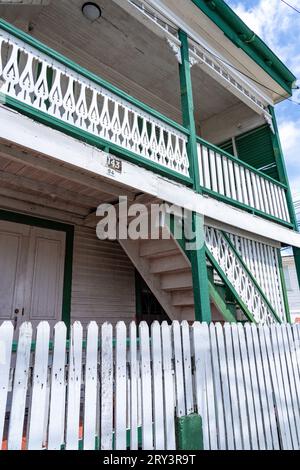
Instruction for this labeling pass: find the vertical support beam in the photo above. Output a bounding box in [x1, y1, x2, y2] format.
[189, 213, 211, 322]
[178, 31, 211, 322]
[178, 30, 200, 192]
[269, 106, 300, 296]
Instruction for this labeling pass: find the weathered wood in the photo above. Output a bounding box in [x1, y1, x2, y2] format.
[2, 321, 300, 451]
[27, 322, 50, 450]
[0, 322, 14, 448]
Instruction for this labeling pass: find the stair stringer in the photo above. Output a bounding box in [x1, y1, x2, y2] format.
[118, 238, 180, 321]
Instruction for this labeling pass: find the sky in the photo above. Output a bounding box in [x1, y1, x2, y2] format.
[225, 0, 300, 213]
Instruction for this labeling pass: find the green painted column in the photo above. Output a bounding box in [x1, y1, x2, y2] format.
[269, 106, 300, 297]
[178, 29, 200, 192]
[178, 30, 211, 322]
[188, 212, 211, 323]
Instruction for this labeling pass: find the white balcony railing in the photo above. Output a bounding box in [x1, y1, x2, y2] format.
[197, 139, 290, 223]
[0, 23, 190, 179]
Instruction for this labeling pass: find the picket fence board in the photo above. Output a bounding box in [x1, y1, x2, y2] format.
[161, 321, 176, 450]
[151, 321, 165, 450]
[65, 322, 83, 450]
[101, 322, 113, 450]
[0, 322, 14, 448]
[115, 322, 127, 450]
[83, 322, 99, 450]
[215, 323, 235, 450]
[7, 323, 32, 450]
[0, 321, 300, 451]
[28, 322, 50, 450]
[48, 322, 67, 450]
[129, 322, 138, 450]
[139, 322, 153, 450]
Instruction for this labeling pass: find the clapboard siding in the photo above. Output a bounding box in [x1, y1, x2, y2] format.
[71, 226, 135, 326]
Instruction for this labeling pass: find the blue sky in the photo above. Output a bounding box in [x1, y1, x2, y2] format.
[226, 0, 300, 208]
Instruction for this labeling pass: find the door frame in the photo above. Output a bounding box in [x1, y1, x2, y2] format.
[0, 209, 74, 331]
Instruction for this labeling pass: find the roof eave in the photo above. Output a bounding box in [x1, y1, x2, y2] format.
[191, 0, 296, 97]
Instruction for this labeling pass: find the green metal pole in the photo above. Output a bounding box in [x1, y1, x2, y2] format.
[178, 30, 211, 322]
[269, 106, 300, 300]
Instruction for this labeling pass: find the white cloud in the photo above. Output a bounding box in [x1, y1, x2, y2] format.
[278, 118, 300, 197]
[228, 0, 300, 74]
[228, 0, 300, 203]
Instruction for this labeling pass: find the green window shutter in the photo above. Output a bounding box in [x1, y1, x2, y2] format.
[219, 139, 234, 156]
[235, 125, 279, 180]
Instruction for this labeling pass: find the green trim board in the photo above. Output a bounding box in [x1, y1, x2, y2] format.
[0, 209, 74, 332]
[176, 414, 204, 450]
[191, 0, 296, 95]
[0, 18, 188, 136]
[2, 94, 192, 188]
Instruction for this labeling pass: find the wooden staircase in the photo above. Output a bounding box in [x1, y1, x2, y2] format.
[119, 225, 240, 322]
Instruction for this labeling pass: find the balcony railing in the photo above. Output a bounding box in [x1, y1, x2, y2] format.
[0, 20, 190, 181]
[197, 138, 291, 224]
[0, 20, 292, 227]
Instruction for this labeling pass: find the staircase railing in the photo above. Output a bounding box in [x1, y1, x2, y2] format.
[205, 226, 281, 324]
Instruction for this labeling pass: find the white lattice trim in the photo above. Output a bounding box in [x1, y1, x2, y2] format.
[0, 29, 189, 177]
[205, 226, 278, 325]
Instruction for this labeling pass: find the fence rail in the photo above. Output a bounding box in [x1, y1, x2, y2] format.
[1, 320, 300, 450]
[197, 138, 290, 224]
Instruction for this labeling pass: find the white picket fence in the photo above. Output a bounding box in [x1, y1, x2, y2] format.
[0, 321, 300, 450]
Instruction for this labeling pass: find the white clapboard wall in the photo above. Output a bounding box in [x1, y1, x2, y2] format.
[0, 321, 300, 450]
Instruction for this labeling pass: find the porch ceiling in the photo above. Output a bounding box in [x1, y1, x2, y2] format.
[0, 0, 253, 128]
[0, 142, 138, 224]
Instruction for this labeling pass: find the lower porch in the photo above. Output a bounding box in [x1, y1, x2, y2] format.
[0, 136, 290, 329]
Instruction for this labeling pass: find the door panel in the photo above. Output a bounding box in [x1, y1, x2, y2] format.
[0, 220, 66, 330]
[0, 221, 29, 324]
[25, 227, 66, 329]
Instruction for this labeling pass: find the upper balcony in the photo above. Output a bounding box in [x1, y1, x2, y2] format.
[0, 0, 293, 228]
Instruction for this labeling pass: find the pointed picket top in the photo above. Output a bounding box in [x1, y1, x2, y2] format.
[48, 321, 67, 450]
[129, 321, 138, 450]
[101, 322, 113, 450]
[151, 321, 165, 450]
[115, 322, 127, 450]
[161, 321, 175, 450]
[181, 320, 194, 416]
[0, 321, 14, 447]
[139, 321, 153, 450]
[66, 322, 83, 450]
[172, 321, 185, 418]
[8, 322, 33, 450]
[84, 321, 99, 450]
[27, 321, 50, 450]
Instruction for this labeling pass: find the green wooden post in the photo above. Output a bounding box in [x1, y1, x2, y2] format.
[189, 212, 211, 322]
[178, 31, 211, 322]
[269, 106, 300, 300]
[178, 30, 200, 192]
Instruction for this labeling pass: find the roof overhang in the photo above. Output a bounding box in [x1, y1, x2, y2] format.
[191, 0, 296, 97]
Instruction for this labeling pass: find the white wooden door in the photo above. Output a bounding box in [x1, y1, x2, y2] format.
[0, 220, 66, 330]
[0, 221, 30, 328]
